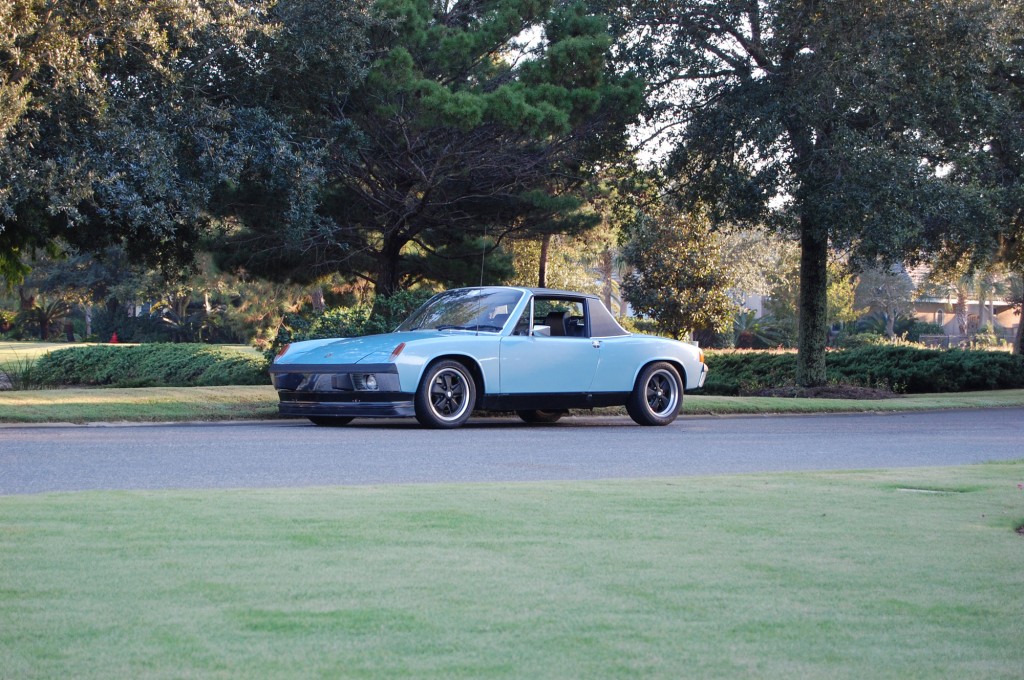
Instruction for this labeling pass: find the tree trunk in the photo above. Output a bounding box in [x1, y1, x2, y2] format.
[977, 281, 988, 329]
[310, 286, 326, 313]
[796, 222, 829, 387]
[1015, 273, 1024, 355]
[538, 234, 551, 288]
[376, 237, 405, 297]
[955, 288, 969, 336]
[83, 303, 92, 337]
[600, 248, 614, 312]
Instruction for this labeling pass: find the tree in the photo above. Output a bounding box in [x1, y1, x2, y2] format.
[619, 202, 735, 340]
[855, 265, 915, 339]
[602, 0, 1006, 384]
[0, 0, 289, 283]
[216, 0, 642, 295]
[981, 1, 1024, 353]
[761, 249, 860, 347]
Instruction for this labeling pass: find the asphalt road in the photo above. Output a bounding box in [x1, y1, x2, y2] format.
[1, 409, 1021, 495]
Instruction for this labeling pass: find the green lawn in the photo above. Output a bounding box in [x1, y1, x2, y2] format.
[3, 385, 1024, 424]
[2, 463, 1023, 678]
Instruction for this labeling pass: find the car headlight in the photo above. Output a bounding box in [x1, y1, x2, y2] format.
[352, 374, 379, 391]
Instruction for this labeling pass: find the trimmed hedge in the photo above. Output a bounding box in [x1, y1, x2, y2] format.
[33, 344, 270, 388]
[702, 346, 1024, 395]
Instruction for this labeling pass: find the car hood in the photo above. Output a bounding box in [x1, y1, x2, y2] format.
[277, 331, 438, 365]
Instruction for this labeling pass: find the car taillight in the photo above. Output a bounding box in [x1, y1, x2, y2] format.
[274, 343, 291, 361]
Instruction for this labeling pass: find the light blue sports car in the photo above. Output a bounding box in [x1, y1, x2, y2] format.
[270, 286, 708, 428]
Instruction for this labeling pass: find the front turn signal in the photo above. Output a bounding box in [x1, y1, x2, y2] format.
[389, 342, 406, 361]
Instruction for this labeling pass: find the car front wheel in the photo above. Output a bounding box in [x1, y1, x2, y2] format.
[415, 360, 476, 428]
[626, 362, 682, 426]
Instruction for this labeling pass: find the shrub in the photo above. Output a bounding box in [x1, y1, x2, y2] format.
[701, 351, 797, 395]
[0, 309, 15, 336]
[701, 346, 1024, 395]
[33, 344, 270, 388]
[905, 321, 945, 342]
[834, 332, 887, 349]
[826, 345, 1024, 393]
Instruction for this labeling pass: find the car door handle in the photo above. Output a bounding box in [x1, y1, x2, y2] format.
[592, 340, 601, 348]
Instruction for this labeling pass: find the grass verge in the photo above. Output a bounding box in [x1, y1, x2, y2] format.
[684, 389, 1024, 415]
[3, 387, 1024, 424]
[0, 385, 279, 423]
[2, 463, 1022, 678]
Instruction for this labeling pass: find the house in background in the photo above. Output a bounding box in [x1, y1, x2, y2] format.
[907, 266, 1019, 344]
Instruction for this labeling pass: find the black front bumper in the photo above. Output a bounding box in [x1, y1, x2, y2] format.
[270, 362, 414, 419]
[276, 390, 416, 418]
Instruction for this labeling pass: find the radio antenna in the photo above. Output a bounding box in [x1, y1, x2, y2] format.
[479, 224, 487, 286]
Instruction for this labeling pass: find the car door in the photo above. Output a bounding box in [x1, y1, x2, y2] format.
[498, 297, 600, 394]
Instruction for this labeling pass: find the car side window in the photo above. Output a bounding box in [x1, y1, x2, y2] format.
[532, 299, 587, 338]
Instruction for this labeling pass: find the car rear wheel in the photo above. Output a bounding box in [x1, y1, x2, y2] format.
[626, 362, 682, 426]
[415, 360, 476, 428]
[516, 409, 565, 424]
[308, 416, 354, 427]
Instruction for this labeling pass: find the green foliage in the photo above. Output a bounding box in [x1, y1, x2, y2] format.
[702, 347, 1024, 396]
[620, 203, 736, 340]
[0, 0, 278, 283]
[762, 253, 866, 348]
[0, 309, 14, 335]
[618, 316, 659, 335]
[32, 345, 269, 388]
[606, 0, 1014, 383]
[216, 0, 642, 294]
[733, 311, 786, 349]
[834, 332, 889, 350]
[13, 297, 70, 340]
[701, 352, 798, 396]
[0, 350, 43, 390]
[852, 314, 944, 343]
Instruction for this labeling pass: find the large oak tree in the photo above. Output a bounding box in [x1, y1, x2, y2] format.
[602, 0, 1006, 384]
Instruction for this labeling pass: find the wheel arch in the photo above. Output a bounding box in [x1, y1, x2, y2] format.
[421, 354, 487, 408]
[634, 358, 686, 390]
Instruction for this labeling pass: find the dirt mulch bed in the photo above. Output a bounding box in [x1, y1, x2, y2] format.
[747, 384, 899, 400]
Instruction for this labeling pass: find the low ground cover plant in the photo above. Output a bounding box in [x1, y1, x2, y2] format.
[702, 346, 1024, 395]
[31, 344, 270, 388]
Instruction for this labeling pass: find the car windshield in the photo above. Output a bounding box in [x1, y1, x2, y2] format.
[397, 288, 524, 333]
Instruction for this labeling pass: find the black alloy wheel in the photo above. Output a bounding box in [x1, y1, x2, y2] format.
[415, 360, 476, 428]
[626, 362, 682, 426]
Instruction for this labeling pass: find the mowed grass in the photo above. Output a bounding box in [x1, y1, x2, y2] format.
[0, 385, 279, 422]
[3, 385, 1024, 423]
[2, 463, 1023, 679]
